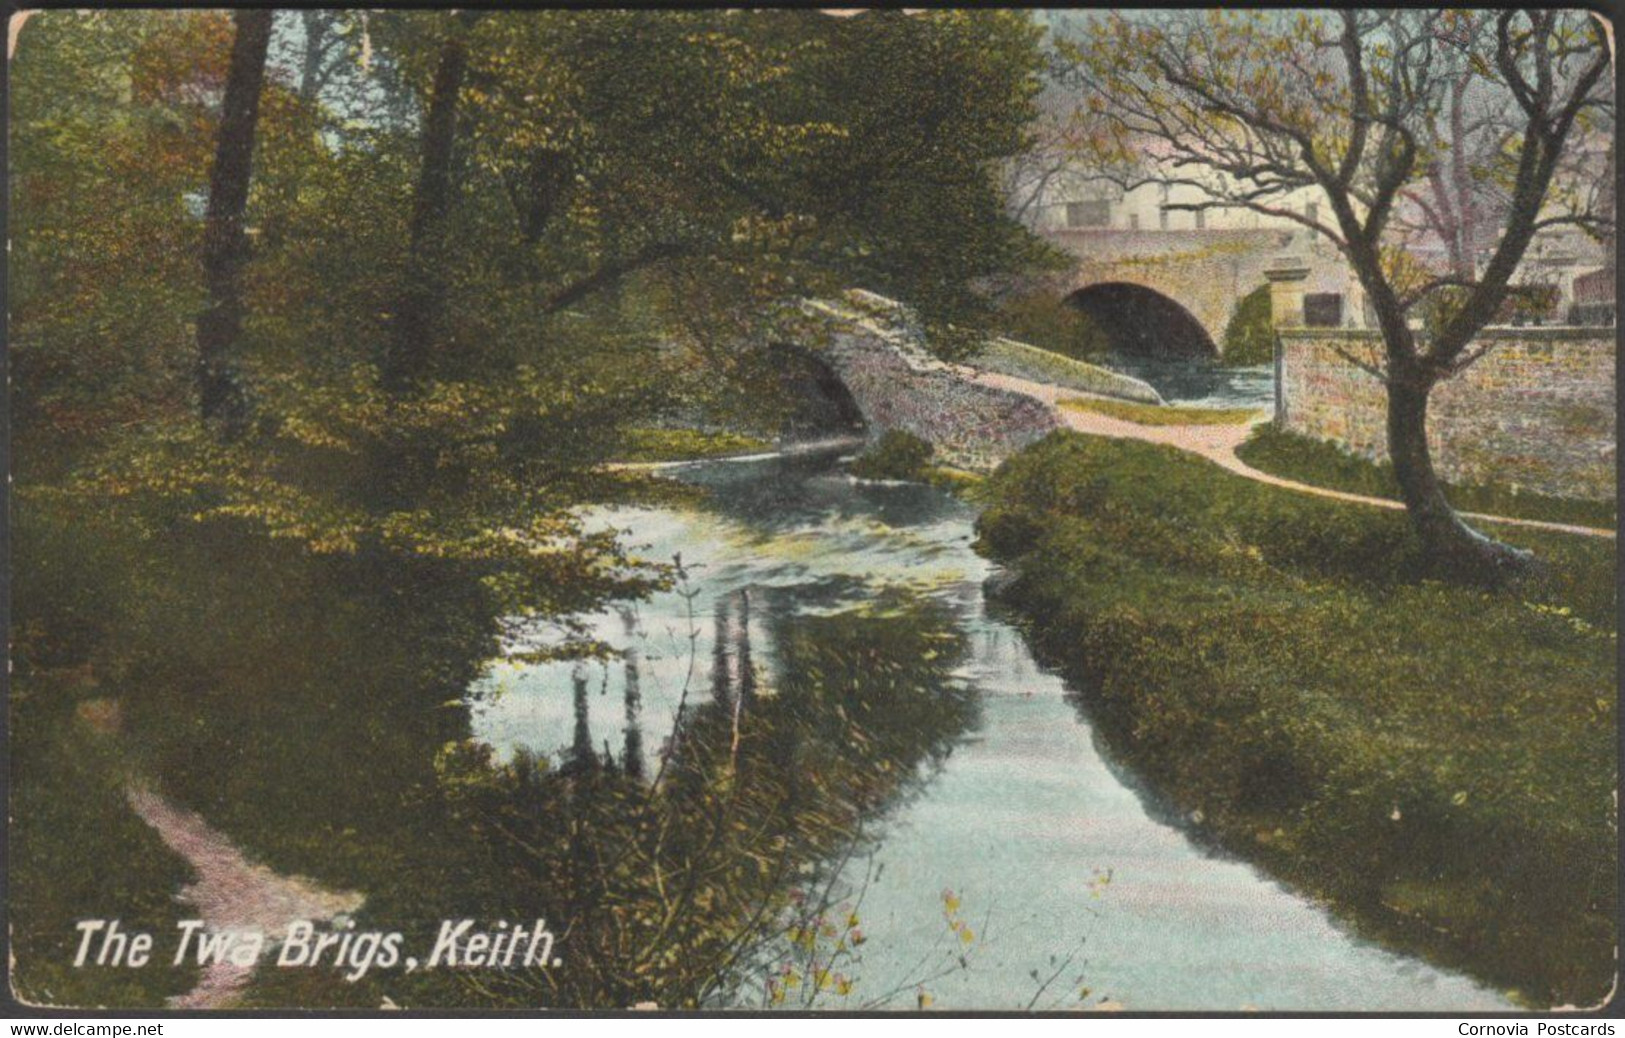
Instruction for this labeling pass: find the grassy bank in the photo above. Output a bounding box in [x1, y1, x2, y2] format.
[1238, 426, 1617, 530]
[1060, 396, 1261, 426]
[847, 429, 984, 493]
[975, 432, 1616, 1007]
[10, 688, 202, 1007]
[972, 337, 1163, 404]
[615, 427, 775, 463]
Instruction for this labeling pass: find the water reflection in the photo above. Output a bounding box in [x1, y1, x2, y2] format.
[470, 450, 1509, 1011]
[456, 562, 978, 1008]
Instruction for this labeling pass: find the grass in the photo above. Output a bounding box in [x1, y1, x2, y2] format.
[845, 430, 984, 495]
[976, 432, 1616, 1008]
[921, 465, 984, 493]
[1060, 396, 1261, 426]
[973, 338, 1163, 404]
[616, 427, 773, 463]
[1238, 425, 1617, 530]
[9, 688, 202, 1007]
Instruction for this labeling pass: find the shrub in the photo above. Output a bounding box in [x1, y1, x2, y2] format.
[849, 429, 934, 481]
[1058, 397, 1258, 426]
[1221, 285, 1274, 366]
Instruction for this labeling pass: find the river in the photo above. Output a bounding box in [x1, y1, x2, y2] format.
[468, 447, 1510, 1012]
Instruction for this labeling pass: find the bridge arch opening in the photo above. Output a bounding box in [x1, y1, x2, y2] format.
[765, 342, 867, 442]
[1066, 282, 1218, 360]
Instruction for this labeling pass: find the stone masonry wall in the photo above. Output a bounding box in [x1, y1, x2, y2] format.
[1278, 328, 1616, 499]
[795, 294, 1062, 472]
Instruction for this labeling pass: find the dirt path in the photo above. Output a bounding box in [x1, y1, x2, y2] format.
[969, 369, 1615, 541]
[125, 785, 365, 1009]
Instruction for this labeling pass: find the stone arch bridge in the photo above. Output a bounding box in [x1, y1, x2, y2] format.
[1041, 227, 1315, 359]
[782, 290, 1156, 472]
[777, 292, 1060, 471]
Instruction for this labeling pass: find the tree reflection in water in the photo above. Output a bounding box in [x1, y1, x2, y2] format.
[441, 582, 980, 1008]
[69, 512, 986, 1009]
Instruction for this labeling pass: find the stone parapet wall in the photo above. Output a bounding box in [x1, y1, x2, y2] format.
[795, 294, 1063, 471]
[1278, 328, 1617, 499]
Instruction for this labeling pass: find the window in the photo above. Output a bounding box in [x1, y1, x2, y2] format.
[1129, 213, 1140, 230]
[1065, 200, 1112, 228]
[1306, 201, 1320, 226]
[1194, 209, 1206, 230]
[1303, 293, 1344, 327]
[1159, 206, 1170, 231]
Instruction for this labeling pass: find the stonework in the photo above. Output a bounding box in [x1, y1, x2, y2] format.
[1040, 228, 1362, 353]
[794, 293, 1063, 471]
[1277, 328, 1617, 500]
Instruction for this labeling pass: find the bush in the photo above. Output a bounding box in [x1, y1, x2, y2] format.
[993, 289, 1112, 359]
[976, 432, 1617, 1006]
[1221, 284, 1273, 366]
[849, 429, 934, 481]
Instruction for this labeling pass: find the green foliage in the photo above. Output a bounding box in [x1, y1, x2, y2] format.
[1497, 284, 1563, 326]
[849, 430, 935, 481]
[218, 578, 976, 1010]
[1412, 283, 1560, 339]
[615, 428, 774, 464]
[8, 12, 218, 474]
[11, 8, 1056, 614]
[784, 11, 1066, 332]
[1221, 285, 1273, 366]
[992, 290, 1111, 359]
[1237, 426, 1617, 530]
[9, 694, 201, 1007]
[976, 432, 1617, 1007]
[7, 10, 1062, 1009]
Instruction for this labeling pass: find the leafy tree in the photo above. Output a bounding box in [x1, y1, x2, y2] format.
[13, 9, 1057, 650]
[1062, 10, 1613, 581]
[10, 12, 219, 474]
[382, 12, 479, 393]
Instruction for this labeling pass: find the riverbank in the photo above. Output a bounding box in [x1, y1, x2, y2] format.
[613, 427, 775, 464]
[974, 432, 1616, 1008]
[1237, 426, 1617, 531]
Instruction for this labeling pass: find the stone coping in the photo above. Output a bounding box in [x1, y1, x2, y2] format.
[1280, 326, 1617, 343]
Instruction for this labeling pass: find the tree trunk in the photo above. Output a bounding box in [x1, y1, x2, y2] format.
[382, 24, 470, 391]
[197, 9, 274, 439]
[1385, 373, 1534, 583]
[299, 11, 329, 103]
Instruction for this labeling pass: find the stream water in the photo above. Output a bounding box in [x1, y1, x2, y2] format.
[469, 448, 1510, 1011]
[1107, 357, 1275, 410]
